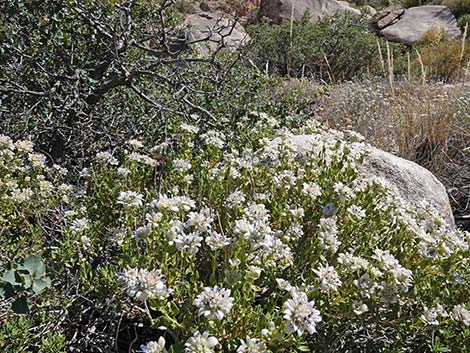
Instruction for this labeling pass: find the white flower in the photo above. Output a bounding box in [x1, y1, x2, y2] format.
[237, 336, 267, 353]
[352, 301, 368, 315]
[347, 205, 366, 219]
[205, 230, 232, 250]
[193, 286, 234, 321]
[185, 331, 218, 353]
[289, 207, 304, 219]
[70, 218, 90, 235]
[201, 130, 225, 149]
[313, 264, 342, 293]
[173, 158, 192, 173]
[80, 235, 92, 249]
[117, 268, 172, 301]
[117, 167, 131, 177]
[141, 337, 167, 353]
[276, 278, 293, 291]
[186, 208, 213, 233]
[421, 307, 439, 325]
[146, 212, 163, 228]
[318, 216, 340, 253]
[27, 152, 46, 170]
[15, 140, 34, 153]
[127, 139, 144, 149]
[174, 231, 203, 254]
[337, 252, 369, 271]
[225, 190, 246, 208]
[453, 304, 470, 326]
[117, 191, 144, 209]
[134, 225, 152, 241]
[180, 123, 199, 134]
[96, 151, 118, 165]
[301, 182, 321, 200]
[283, 289, 322, 336]
[436, 304, 449, 317]
[353, 273, 379, 299]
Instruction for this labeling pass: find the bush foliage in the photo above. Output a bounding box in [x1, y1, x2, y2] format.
[244, 13, 408, 82]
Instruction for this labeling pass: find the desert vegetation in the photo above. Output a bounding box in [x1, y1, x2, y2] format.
[1, 0, 469, 352]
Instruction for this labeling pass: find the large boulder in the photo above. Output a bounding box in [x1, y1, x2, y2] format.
[267, 135, 454, 225]
[259, 0, 361, 23]
[375, 5, 461, 45]
[184, 12, 249, 55]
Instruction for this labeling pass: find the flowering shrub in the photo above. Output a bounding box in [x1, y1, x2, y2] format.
[47, 112, 469, 352]
[0, 135, 69, 262]
[1, 112, 470, 351]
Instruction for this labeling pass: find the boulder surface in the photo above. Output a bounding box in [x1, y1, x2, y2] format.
[377, 5, 461, 45]
[259, 0, 360, 23]
[184, 12, 249, 54]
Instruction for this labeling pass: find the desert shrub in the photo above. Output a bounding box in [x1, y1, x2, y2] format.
[403, 0, 439, 8]
[175, 0, 197, 14]
[245, 13, 408, 82]
[458, 13, 470, 32]
[0, 136, 69, 263]
[414, 39, 470, 81]
[442, 0, 470, 18]
[0, 0, 287, 172]
[3, 111, 468, 351]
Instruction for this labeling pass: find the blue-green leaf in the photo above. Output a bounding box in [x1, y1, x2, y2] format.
[32, 277, 51, 294]
[23, 255, 45, 278]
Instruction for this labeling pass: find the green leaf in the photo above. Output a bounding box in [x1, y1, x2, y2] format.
[12, 296, 29, 314]
[32, 277, 51, 294]
[23, 255, 45, 278]
[1, 270, 19, 285]
[169, 342, 185, 353]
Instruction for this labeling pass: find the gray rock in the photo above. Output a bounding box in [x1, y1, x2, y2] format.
[184, 12, 249, 55]
[376, 9, 404, 29]
[259, 0, 361, 23]
[361, 146, 454, 224]
[362, 5, 377, 16]
[379, 6, 461, 45]
[338, 1, 362, 15]
[267, 135, 454, 225]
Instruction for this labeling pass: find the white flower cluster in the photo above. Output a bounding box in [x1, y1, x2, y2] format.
[117, 268, 172, 301]
[193, 286, 234, 321]
[185, 331, 218, 353]
[283, 288, 322, 336]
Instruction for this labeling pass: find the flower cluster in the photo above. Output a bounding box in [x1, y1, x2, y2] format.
[117, 268, 172, 301]
[193, 286, 234, 321]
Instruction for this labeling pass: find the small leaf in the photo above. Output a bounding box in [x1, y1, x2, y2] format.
[32, 277, 51, 294]
[23, 255, 45, 278]
[169, 342, 185, 353]
[1, 270, 19, 285]
[12, 296, 29, 314]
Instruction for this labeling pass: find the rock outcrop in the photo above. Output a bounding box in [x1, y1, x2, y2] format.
[259, 0, 361, 23]
[375, 5, 461, 45]
[184, 12, 249, 54]
[267, 135, 454, 225]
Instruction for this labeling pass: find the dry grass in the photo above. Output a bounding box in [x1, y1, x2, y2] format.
[315, 80, 470, 227]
